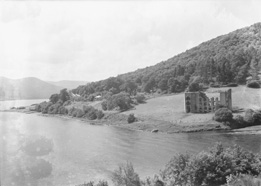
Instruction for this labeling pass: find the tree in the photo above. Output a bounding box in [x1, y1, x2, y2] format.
[143, 78, 156, 93]
[158, 79, 168, 91]
[112, 162, 141, 186]
[49, 93, 59, 104]
[250, 55, 259, 80]
[236, 63, 249, 84]
[120, 80, 137, 95]
[59, 89, 70, 103]
[167, 77, 179, 93]
[187, 82, 200, 92]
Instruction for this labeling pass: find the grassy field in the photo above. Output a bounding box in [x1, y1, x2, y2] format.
[120, 86, 261, 132]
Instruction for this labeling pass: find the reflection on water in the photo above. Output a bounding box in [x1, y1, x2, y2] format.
[21, 136, 53, 157]
[2, 134, 53, 186]
[1, 111, 261, 186]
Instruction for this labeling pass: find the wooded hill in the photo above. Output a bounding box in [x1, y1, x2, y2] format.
[72, 23, 261, 98]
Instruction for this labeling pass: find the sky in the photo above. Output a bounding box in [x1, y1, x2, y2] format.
[0, 0, 261, 82]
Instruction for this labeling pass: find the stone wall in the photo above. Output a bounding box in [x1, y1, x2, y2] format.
[185, 89, 232, 113]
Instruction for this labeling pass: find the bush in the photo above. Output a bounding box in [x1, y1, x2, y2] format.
[101, 101, 107, 111]
[77, 181, 108, 186]
[105, 92, 132, 111]
[96, 110, 104, 119]
[226, 174, 261, 186]
[214, 108, 233, 122]
[127, 114, 136, 123]
[87, 94, 95, 102]
[111, 162, 141, 186]
[83, 105, 95, 114]
[233, 115, 245, 126]
[68, 107, 76, 116]
[58, 106, 68, 115]
[210, 83, 221, 88]
[247, 81, 260, 88]
[63, 100, 71, 106]
[40, 102, 53, 114]
[86, 109, 97, 120]
[226, 83, 238, 87]
[96, 181, 108, 186]
[161, 153, 191, 186]
[134, 93, 146, 103]
[35, 104, 41, 112]
[76, 109, 85, 118]
[49, 93, 59, 104]
[161, 143, 261, 186]
[48, 103, 61, 114]
[244, 109, 261, 125]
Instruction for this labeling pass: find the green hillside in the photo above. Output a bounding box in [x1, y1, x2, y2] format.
[72, 23, 261, 97]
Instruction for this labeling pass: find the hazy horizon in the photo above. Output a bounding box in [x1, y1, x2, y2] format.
[1, 0, 261, 82]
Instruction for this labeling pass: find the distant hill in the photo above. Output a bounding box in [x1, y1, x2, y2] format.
[47, 80, 88, 90]
[0, 77, 64, 100]
[72, 22, 261, 97]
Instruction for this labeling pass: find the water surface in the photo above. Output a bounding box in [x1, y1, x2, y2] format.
[1, 100, 261, 186]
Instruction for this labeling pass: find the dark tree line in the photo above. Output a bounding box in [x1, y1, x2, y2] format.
[72, 23, 261, 98]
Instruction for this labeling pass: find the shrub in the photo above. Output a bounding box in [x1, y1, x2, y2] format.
[68, 107, 76, 116]
[127, 114, 136, 123]
[142, 176, 164, 186]
[63, 100, 71, 106]
[96, 110, 104, 119]
[40, 102, 53, 114]
[244, 109, 261, 125]
[233, 115, 245, 127]
[112, 92, 132, 111]
[77, 180, 108, 186]
[247, 81, 260, 88]
[49, 93, 59, 104]
[105, 92, 132, 111]
[111, 162, 141, 186]
[226, 174, 261, 186]
[83, 105, 95, 114]
[76, 109, 84, 118]
[161, 143, 261, 186]
[101, 101, 107, 111]
[87, 94, 95, 102]
[161, 153, 191, 186]
[96, 181, 108, 186]
[58, 106, 68, 115]
[134, 93, 146, 103]
[35, 104, 41, 112]
[214, 108, 233, 122]
[48, 103, 61, 114]
[77, 182, 94, 186]
[86, 109, 97, 120]
[210, 83, 221, 88]
[226, 83, 238, 87]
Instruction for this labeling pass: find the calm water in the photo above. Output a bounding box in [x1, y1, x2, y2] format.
[1, 100, 261, 186]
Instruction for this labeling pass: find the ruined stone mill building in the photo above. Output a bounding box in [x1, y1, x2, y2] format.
[185, 89, 232, 113]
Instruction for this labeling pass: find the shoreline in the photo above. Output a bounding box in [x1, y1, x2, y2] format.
[1, 108, 231, 133]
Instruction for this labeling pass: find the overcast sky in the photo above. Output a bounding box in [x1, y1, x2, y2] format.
[0, 0, 261, 82]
